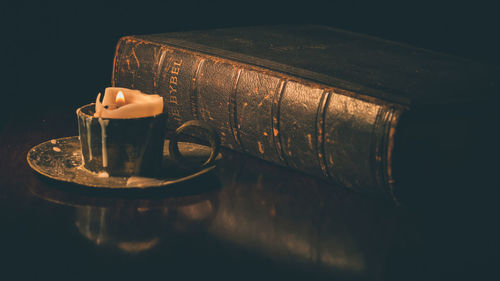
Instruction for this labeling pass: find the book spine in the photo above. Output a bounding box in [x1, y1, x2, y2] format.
[112, 36, 403, 197]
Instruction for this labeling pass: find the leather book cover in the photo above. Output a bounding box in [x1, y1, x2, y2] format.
[111, 25, 498, 199]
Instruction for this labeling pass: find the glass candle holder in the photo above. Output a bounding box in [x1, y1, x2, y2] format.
[76, 103, 220, 178]
[76, 103, 166, 177]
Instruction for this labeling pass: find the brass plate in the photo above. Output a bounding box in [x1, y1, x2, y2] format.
[27, 136, 218, 189]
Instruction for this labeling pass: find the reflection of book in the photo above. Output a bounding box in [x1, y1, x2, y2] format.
[111, 25, 498, 198]
[209, 150, 398, 280]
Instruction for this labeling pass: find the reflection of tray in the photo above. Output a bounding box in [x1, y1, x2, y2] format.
[27, 136, 219, 189]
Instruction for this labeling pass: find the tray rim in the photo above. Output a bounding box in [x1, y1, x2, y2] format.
[27, 136, 217, 189]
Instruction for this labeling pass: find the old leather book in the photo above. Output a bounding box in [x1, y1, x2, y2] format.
[111, 25, 498, 199]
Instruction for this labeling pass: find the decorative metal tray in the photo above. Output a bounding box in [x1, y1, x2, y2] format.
[27, 136, 219, 189]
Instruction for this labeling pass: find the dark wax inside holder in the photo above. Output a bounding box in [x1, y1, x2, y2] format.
[77, 104, 166, 177]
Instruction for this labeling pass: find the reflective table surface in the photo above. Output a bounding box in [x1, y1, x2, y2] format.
[1, 106, 499, 281]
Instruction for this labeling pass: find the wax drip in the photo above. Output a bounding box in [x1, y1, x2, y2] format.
[97, 171, 109, 178]
[86, 117, 93, 160]
[98, 117, 109, 168]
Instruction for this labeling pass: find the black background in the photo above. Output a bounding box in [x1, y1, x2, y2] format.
[4, 0, 500, 121]
[2, 2, 500, 280]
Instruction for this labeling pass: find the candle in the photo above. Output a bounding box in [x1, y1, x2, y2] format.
[94, 87, 163, 119]
[77, 101, 167, 177]
[75, 86, 219, 179]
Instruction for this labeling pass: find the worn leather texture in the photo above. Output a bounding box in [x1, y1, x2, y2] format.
[111, 25, 497, 198]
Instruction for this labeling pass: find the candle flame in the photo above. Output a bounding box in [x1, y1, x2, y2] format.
[115, 91, 126, 105]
